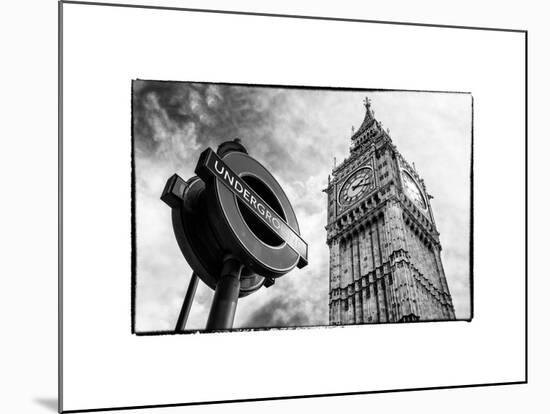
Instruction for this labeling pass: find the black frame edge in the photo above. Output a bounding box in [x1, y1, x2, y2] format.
[60, 0, 527, 33]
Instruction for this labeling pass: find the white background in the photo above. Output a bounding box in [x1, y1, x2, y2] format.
[63, 3, 523, 410]
[0, 0, 547, 414]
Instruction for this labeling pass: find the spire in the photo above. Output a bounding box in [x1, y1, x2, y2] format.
[361, 96, 376, 126]
[351, 96, 379, 145]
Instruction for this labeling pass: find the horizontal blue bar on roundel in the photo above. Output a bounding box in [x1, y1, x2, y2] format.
[195, 148, 308, 268]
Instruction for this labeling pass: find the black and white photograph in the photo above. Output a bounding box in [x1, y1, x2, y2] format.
[47, 2, 529, 412]
[132, 81, 473, 333]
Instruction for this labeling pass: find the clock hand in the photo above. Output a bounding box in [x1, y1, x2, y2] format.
[351, 181, 370, 191]
[350, 177, 366, 188]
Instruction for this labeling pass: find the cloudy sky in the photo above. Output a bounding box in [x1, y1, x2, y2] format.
[132, 80, 472, 332]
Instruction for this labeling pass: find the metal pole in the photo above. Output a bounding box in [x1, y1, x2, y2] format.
[205, 255, 243, 331]
[175, 272, 199, 332]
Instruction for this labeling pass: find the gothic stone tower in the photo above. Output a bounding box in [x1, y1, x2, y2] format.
[325, 97, 455, 324]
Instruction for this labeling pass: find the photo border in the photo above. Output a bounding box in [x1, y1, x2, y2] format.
[59, 1, 528, 412]
[129, 80, 475, 336]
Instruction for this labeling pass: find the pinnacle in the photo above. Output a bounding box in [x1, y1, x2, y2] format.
[352, 96, 377, 142]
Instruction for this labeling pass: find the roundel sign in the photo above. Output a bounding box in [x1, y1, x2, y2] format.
[162, 140, 308, 297]
[196, 148, 308, 279]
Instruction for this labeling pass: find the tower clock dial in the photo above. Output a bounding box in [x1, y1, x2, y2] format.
[338, 167, 374, 207]
[402, 170, 427, 210]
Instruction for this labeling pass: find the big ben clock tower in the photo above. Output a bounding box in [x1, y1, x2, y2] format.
[325, 97, 455, 324]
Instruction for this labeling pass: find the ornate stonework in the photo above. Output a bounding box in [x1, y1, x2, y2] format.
[324, 98, 455, 324]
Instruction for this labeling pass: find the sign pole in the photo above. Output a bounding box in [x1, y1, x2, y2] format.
[174, 272, 199, 332]
[205, 255, 243, 331]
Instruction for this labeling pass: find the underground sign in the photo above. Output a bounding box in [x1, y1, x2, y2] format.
[162, 139, 308, 298]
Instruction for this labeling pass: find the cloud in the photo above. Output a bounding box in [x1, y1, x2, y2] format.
[241, 295, 310, 329]
[132, 81, 472, 331]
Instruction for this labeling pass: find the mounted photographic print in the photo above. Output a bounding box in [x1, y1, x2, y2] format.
[60, 2, 526, 412]
[132, 81, 472, 333]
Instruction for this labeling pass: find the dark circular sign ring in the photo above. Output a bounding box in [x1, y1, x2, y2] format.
[236, 171, 287, 250]
[169, 177, 266, 297]
[206, 151, 301, 278]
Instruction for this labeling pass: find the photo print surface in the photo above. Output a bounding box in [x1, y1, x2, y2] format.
[132, 80, 472, 333]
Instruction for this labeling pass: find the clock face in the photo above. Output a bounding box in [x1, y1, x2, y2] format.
[402, 170, 427, 210]
[338, 167, 374, 207]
